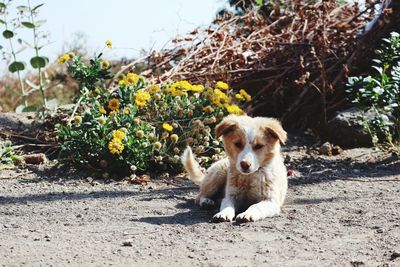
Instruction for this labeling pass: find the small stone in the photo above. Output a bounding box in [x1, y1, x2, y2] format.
[376, 228, 384, 233]
[319, 142, 332, 156]
[390, 252, 400, 260]
[122, 240, 133, 247]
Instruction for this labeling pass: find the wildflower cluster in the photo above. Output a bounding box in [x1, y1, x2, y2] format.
[56, 48, 251, 177]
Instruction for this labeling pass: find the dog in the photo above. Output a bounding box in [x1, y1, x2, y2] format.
[181, 114, 287, 223]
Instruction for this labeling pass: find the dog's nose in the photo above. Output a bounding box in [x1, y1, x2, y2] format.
[240, 161, 251, 171]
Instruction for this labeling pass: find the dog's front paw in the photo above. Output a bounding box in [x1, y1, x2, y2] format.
[235, 210, 261, 223]
[211, 210, 235, 223]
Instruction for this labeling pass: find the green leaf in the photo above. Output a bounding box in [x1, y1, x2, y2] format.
[0, 19, 5, 24]
[2, 30, 14, 39]
[0, 3, 6, 8]
[35, 20, 46, 27]
[16, 5, 29, 12]
[21, 21, 35, 29]
[255, 0, 263, 6]
[8, 61, 25, 73]
[32, 3, 44, 11]
[30, 56, 47, 68]
[22, 106, 37, 112]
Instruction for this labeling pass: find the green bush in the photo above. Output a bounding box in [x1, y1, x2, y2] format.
[347, 32, 400, 149]
[56, 45, 252, 178]
[0, 138, 20, 170]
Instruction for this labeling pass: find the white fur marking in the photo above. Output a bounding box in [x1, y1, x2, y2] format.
[236, 125, 260, 174]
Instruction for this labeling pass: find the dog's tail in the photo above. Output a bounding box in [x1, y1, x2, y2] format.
[181, 146, 204, 185]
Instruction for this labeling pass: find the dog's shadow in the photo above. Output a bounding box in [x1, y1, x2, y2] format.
[130, 188, 217, 226]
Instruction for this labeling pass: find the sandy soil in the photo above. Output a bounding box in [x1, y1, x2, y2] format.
[1, 113, 400, 266]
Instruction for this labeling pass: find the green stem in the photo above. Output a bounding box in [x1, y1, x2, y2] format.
[68, 96, 84, 125]
[27, 0, 47, 111]
[3, 10, 27, 107]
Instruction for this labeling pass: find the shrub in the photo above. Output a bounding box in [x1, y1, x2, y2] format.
[0, 138, 20, 170]
[347, 32, 400, 150]
[56, 46, 251, 177]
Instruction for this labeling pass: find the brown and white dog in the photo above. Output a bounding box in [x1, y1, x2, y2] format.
[181, 115, 287, 222]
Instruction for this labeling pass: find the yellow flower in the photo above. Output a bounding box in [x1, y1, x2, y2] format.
[74, 115, 82, 124]
[153, 141, 162, 149]
[119, 127, 128, 133]
[99, 107, 107, 115]
[162, 122, 173, 132]
[147, 133, 155, 141]
[125, 73, 140, 87]
[210, 89, 230, 108]
[240, 89, 252, 102]
[105, 39, 113, 48]
[57, 54, 70, 64]
[108, 98, 120, 111]
[170, 134, 179, 143]
[118, 79, 127, 87]
[101, 60, 110, 70]
[165, 80, 193, 96]
[224, 104, 245, 115]
[136, 130, 145, 138]
[148, 84, 161, 94]
[123, 108, 130, 115]
[190, 84, 204, 93]
[134, 89, 151, 107]
[235, 93, 244, 101]
[215, 81, 229, 90]
[108, 139, 124, 154]
[112, 130, 126, 140]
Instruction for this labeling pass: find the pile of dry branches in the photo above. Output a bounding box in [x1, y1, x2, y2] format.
[130, 0, 394, 131]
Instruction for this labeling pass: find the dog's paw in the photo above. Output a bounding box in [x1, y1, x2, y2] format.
[211, 210, 235, 223]
[199, 197, 215, 210]
[235, 210, 261, 223]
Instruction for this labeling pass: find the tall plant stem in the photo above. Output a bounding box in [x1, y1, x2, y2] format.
[27, 0, 47, 111]
[3, 12, 27, 107]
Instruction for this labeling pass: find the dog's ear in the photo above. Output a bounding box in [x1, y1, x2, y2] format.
[261, 118, 287, 145]
[216, 116, 238, 138]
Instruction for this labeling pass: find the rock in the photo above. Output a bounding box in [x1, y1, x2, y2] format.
[390, 252, 400, 260]
[325, 108, 373, 148]
[122, 239, 133, 247]
[319, 142, 332, 155]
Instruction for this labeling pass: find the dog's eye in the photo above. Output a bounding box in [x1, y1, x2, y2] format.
[254, 144, 264, 150]
[234, 142, 243, 149]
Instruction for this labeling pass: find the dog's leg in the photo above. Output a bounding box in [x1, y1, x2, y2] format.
[235, 199, 280, 222]
[211, 197, 235, 222]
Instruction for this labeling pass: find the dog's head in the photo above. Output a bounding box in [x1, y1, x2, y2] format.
[216, 115, 287, 175]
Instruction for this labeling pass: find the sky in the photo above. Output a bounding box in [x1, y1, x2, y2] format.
[1, 0, 226, 72]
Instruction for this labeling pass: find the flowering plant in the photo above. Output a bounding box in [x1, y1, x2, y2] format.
[56, 42, 252, 177]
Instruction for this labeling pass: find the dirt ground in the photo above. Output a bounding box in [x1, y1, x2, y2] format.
[1, 113, 400, 266]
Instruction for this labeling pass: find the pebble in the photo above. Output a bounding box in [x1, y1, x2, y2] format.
[319, 142, 332, 156]
[390, 252, 400, 260]
[122, 240, 133, 247]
